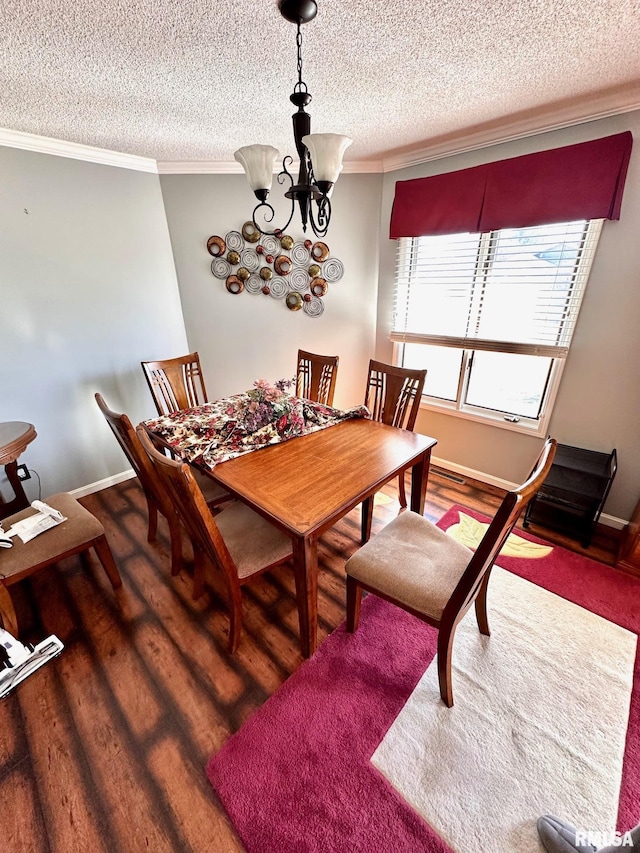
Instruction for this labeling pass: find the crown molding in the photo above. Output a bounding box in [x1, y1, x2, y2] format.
[1, 84, 638, 176]
[381, 84, 640, 172]
[156, 159, 384, 175]
[0, 127, 158, 172]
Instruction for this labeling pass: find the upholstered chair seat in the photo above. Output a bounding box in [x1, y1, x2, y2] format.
[346, 511, 473, 622]
[0, 492, 121, 636]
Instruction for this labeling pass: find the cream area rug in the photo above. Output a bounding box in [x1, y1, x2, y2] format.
[372, 567, 637, 853]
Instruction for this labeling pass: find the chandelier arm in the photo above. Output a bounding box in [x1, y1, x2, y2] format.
[277, 155, 295, 189]
[250, 157, 297, 236]
[307, 194, 331, 239]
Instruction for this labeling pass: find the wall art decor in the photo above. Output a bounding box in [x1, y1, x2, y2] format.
[207, 222, 344, 317]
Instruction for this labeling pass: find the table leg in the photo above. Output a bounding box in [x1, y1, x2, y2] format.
[361, 496, 374, 544]
[0, 461, 30, 521]
[410, 448, 432, 515]
[292, 534, 318, 658]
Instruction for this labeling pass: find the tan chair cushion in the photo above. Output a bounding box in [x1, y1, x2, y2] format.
[0, 493, 104, 584]
[215, 502, 292, 579]
[345, 510, 473, 622]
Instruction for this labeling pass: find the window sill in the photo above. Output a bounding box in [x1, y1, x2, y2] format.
[419, 398, 549, 436]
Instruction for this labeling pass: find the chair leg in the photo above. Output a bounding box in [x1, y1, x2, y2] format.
[92, 534, 122, 589]
[145, 495, 158, 542]
[437, 625, 457, 708]
[192, 547, 206, 600]
[167, 513, 183, 577]
[227, 585, 244, 654]
[475, 573, 491, 636]
[346, 575, 363, 632]
[0, 582, 18, 637]
[398, 470, 408, 509]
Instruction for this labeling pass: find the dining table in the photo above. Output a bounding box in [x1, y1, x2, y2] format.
[144, 392, 437, 657]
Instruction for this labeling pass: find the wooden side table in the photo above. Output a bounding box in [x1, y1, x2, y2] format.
[0, 422, 37, 521]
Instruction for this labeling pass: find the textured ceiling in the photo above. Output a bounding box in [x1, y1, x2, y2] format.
[1, 0, 639, 167]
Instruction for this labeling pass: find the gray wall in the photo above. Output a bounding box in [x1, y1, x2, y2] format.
[377, 112, 640, 521]
[159, 172, 383, 410]
[1, 146, 189, 500]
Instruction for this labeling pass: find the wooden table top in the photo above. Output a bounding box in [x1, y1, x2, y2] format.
[0, 422, 37, 465]
[211, 418, 437, 537]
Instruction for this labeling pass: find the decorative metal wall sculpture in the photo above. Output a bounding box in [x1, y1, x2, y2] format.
[207, 222, 344, 318]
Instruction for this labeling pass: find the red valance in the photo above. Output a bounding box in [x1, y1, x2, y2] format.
[389, 131, 633, 238]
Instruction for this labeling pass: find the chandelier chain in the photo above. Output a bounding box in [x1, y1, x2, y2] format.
[295, 21, 307, 93]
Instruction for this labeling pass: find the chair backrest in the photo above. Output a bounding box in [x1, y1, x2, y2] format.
[364, 360, 427, 430]
[442, 437, 557, 629]
[135, 425, 238, 588]
[95, 393, 175, 519]
[296, 349, 339, 407]
[141, 352, 208, 416]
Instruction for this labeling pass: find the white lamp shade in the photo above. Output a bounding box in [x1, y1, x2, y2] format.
[302, 133, 352, 183]
[234, 145, 280, 192]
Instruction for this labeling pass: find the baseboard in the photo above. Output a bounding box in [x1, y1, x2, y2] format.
[432, 455, 627, 531]
[70, 468, 136, 499]
[71, 459, 627, 531]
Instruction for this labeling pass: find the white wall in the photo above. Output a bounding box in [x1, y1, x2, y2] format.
[1, 146, 189, 500]
[159, 172, 383, 410]
[377, 112, 640, 520]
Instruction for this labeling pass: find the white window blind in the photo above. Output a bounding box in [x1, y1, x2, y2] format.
[391, 220, 603, 359]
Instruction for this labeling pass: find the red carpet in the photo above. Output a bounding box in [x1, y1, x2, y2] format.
[206, 506, 640, 853]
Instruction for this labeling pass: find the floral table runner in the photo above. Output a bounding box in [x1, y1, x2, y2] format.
[143, 379, 370, 469]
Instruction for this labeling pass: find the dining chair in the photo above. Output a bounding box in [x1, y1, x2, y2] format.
[296, 349, 339, 407]
[364, 359, 427, 508]
[136, 426, 294, 653]
[141, 352, 208, 416]
[95, 393, 229, 581]
[345, 437, 557, 707]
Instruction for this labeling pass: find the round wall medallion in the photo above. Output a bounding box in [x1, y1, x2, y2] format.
[261, 234, 281, 256]
[323, 257, 344, 282]
[310, 276, 327, 297]
[211, 258, 232, 279]
[303, 296, 324, 317]
[269, 276, 289, 298]
[227, 250, 240, 265]
[241, 221, 260, 243]
[225, 275, 244, 294]
[240, 248, 260, 272]
[274, 255, 292, 275]
[286, 291, 303, 311]
[225, 230, 245, 252]
[291, 241, 310, 264]
[245, 273, 263, 293]
[311, 241, 329, 262]
[207, 235, 226, 257]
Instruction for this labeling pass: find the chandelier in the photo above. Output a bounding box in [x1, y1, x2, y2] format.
[234, 0, 352, 239]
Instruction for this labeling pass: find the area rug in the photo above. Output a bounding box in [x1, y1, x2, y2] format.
[206, 506, 640, 853]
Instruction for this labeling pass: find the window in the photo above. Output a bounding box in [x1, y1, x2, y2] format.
[391, 219, 603, 434]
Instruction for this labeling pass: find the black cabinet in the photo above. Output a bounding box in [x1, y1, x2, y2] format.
[523, 443, 617, 547]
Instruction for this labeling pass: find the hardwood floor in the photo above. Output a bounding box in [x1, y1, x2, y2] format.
[0, 470, 622, 852]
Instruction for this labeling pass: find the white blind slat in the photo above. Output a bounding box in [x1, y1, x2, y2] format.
[392, 220, 603, 354]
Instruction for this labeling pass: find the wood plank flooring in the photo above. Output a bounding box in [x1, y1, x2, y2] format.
[0, 470, 622, 852]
